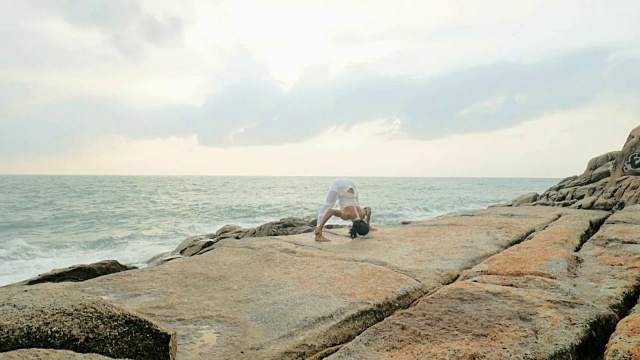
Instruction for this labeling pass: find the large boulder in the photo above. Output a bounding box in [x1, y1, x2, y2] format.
[0, 286, 176, 360]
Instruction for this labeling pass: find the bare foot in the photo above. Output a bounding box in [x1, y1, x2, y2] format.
[370, 227, 378, 231]
[315, 234, 331, 242]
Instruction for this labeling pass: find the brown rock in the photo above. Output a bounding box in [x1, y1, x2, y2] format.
[511, 192, 538, 206]
[0, 287, 176, 360]
[575, 205, 640, 316]
[329, 209, 617, 359]
[328, 278, 615, 360]
[460, 210, 609, 281]
[605, 304, 640, 360]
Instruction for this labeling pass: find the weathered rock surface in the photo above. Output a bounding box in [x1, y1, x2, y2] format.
[328, 209, 618, 359]
[63, 206, 561, 359]
[0, 349, 114, 359]
[605, 303, 640, 360]
[0, 287, 176, 360]
[575, 205, 640, 317]
[506, 125, 640, 210]
[15, 260, 137, 286]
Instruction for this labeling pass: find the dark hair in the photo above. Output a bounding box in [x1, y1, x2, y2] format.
[349, 220, 370, 239]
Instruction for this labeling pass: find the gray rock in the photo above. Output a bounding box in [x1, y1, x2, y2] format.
[20, 260, 137, 285]
[512, 192, 538, 206]
[215, 225, 242, 237]
[181, 239, 217, 257]
[580, 196, 598, 210]
[172, 235, 208, 255]
[586, 152, 618, 172]
[591, 164, 612, 183]
[155, 216, 319, 261]
[593, 198, 616, 211]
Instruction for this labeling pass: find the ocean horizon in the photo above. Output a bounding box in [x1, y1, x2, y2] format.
[0, 175, 560, 286]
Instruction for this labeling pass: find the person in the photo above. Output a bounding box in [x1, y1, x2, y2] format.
[315, 178, 376, 242]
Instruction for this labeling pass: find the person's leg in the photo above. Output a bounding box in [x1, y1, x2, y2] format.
[316, 188, 339, 242]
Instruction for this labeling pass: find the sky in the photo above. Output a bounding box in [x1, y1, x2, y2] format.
[1, 0, 639, 177]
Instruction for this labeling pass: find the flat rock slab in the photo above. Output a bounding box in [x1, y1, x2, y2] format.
[459, 210, 609, 281]
[66, 206, 563, 360]
[0, 287, 176, 360]
[329, 278, 615, 360]
[329, 209, 616, 359]
[0, 349, 114, 359]
[576, 205, 640, 316]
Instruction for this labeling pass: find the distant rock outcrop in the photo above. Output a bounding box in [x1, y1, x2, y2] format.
[507, 126, 640, 211]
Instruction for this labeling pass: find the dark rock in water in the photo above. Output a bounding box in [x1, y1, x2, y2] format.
[0, 287, 176, 360]
[24, 260, 137, 285]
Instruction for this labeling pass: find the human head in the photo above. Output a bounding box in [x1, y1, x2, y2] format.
[350, 219, 370, 239]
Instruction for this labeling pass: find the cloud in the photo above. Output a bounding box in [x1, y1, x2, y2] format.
[2, 47, 639, 157]
[26, 0, 184, 56]
[198, 47, 639, 143]
[3, 94, 638, 177]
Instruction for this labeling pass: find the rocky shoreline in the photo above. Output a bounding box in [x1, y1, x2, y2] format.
[2, 127, 640, 359]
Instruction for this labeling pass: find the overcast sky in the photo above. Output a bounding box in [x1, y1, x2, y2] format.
[1, 0, 639, 177]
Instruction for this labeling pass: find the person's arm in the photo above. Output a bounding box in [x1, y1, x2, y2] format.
[365, 206, 378, 231]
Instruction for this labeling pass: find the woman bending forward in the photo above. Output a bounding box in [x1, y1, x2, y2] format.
[315, 178, 376, 242]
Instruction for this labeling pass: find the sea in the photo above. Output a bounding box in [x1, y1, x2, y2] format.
[0, 175, 559, 286]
